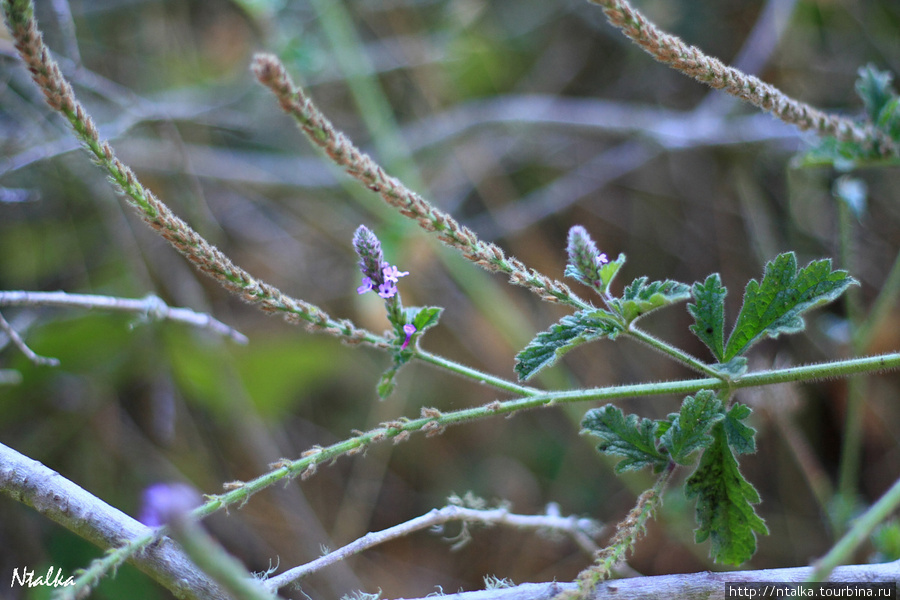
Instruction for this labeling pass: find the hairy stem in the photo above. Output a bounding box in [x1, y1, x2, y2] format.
[252, 53, 588, 309]
[414, 347, 543, 396]
[74, 351, 900, 584]
[626, 324, 723, 379]
[1, 0, 379, 346]
[562, 464, 673, 599]
[587, 0, 898, 157]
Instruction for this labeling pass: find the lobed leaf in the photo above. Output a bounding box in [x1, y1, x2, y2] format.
[724, 252, 856, 361]
[514, 309, 623, 381]
[684, 424, 768, 565]
[582, 405, 669, 473]
[688, 273, 727, 362]
[660, 390, 724, 465]
[723, 403, 756, 455]
[611, 277, 691, 324]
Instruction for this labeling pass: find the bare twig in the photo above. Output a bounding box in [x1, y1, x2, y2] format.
[264, 503, 603, 592]
[0, 308, 59, 366]
[0, 290, 249, 344]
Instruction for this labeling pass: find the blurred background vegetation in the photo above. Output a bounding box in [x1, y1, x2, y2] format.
[1, 0, 900, 598]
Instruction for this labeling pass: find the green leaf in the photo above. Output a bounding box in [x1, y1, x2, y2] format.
[514, 309, 623, 381]
[377, 364, 399, 399]
[610, 277, 691, 324]
[724, 252, 857, 361]
[685, 424, 768, 565]
[856, 64, 897, 123]
[597, 253, 626, 293]
[876, 97, 900, 139]
[660, 390, 724, 465]
[408, 306, 443, 333]
[723, 403, 756, 455]
[688, 273, 727, 362]
[795, 137, 886, 171]
[796, 66, 900, 169]
[581, 405, 669, 473]
[713, 357, 748, 379]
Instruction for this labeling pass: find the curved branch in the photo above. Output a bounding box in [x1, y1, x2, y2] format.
[0, 442, 226, 600]
[265, 503, 603, 592]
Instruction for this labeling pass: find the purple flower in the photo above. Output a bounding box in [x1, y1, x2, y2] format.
[357, 276, 374, 295]
[353, 225, 410, 300]
[378, 281, 398, 299]
[382, 265, 409, 283]
[401, 324, 417, 349]
[138, 482, 201, 527]
[595, 253, 609, 266]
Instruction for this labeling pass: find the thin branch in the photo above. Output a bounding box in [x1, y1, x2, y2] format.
[587, 0, 899, 157]
[0, 442, 228, 600]
[386, 560, 900, 600]
[264, 503, 603, 592]
[0, 308, 59, 366]
[0, 290, 249, 344]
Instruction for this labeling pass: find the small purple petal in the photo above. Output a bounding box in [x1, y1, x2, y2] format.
[378, 282, 397, 298]
[357, 276, 374, 295]
[595, 253, 609, 266]
[382, 265, 409, 283]
[139, 482, 201, 527]
[401, 324, 417, 349]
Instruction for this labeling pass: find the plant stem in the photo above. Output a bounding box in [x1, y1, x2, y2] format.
[809, 474, 900, 581]
[836, 194, 865, 507]
[626, 325, 723, 379]
[414, 348, 542, 396]
[69, 350, 900, 585]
